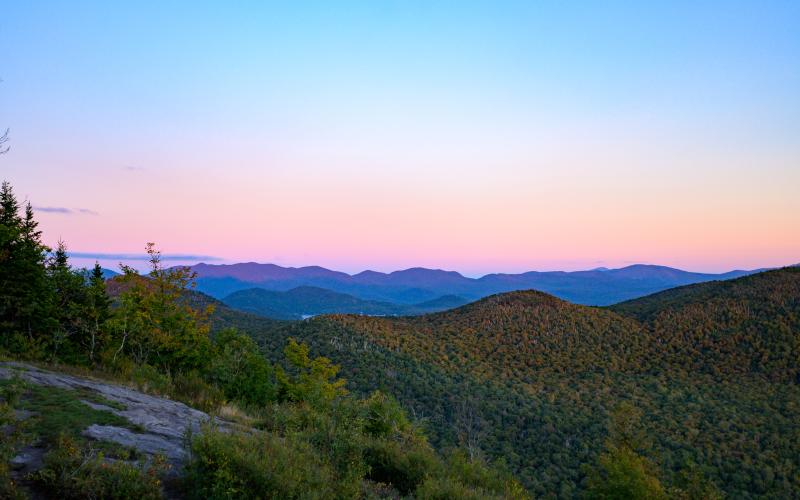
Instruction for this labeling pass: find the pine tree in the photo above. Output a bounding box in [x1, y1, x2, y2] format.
[47, 240, 89, 362]
[0, 181, 21, 227]
[84, 262, 111, 363]
[50, 239, 69, 269]
[0, 183, 54, 351]
[0, 181, 21, 344]
[21, 202, 42, 246]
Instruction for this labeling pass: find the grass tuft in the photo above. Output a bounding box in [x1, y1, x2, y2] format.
[0, 379, 142, 446]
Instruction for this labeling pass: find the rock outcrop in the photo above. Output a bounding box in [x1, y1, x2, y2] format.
[0, 361, 224, 469]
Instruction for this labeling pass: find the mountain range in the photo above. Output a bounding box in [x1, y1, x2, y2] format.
[186, 261, 764, 307]
[221, 286, 469, 320]
[212, 266, 800, 497]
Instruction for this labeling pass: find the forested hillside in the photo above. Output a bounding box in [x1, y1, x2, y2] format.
[0, 181, 526, 499]
[2, 179, 798, 498]
[241, 269, 800, 498]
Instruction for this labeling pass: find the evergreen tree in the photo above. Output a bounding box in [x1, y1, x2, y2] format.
[0, 182, 54, 351]
[0, 181, 22, 341]
[0, 181, 21, 228]
[83, 262, 111, 363]
[47, 240, 89, 361]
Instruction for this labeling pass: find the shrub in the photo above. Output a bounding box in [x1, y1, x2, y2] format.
[362, 438, 441, 495]
[172, 370, 225, 413]
[0, 376, 28, 500]
[128, 363, 173, 396]
[584, 445, 667, 500]
[207, 328, 276, 408]
[256, 399, 385, 498]
[443, 450, 528, 498]
[362, 390, 411, 438]
[276, 338, 347, 408]
[297, 400, 368, 497]
[33, 434, 165, 499]
[415, 476, 502, 499]
[184, 426, 338, 499]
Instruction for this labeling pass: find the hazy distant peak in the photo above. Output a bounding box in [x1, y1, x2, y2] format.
[352, 270, 384, 278]
[389, 267, 466, 278]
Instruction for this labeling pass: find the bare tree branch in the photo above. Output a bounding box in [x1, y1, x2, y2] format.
[0, 128, 9, 155]
[0, 77, 8, 154]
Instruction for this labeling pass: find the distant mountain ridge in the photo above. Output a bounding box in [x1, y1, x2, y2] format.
[101, 268, 120, 279]
[222, 286, 469, 320]
[187, 262, 768, 306]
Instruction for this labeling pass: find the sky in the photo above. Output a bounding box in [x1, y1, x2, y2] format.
[1, 1, 798, 275]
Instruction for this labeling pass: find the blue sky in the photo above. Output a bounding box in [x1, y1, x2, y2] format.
[1, 1, 798, 274]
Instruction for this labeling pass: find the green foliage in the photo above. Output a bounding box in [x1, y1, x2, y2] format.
[669, 464, 723, 500]
[584, 403, 666, 499]
[362, 438, 440, 495]
[415, 476, 499, 499]
[47, 241, 95, 363]
[604, 402, 650, 454]
[0, 182, 113, 365]
[171, 370, 226, 414]
[238, 269, 800, 497]
[222, 285, 465, 319]
[442, 450, 528, 499]
[84, 262, 112, 363]
[125, 362, 174, 395]
[108, 243, 212, 371]
[33, 434, 165, 500]
[111, 361, 224, 413]
[363, 390, 412, 438]
[276, 338, 347, 407]
[610, 266, 800, 382]
[0, 375, 28, 499]
[184, 426, 339, 499]
[0, 181, 55, 353]
[2, 379, 138, 445]
[207, 328, 276, 408]
[192, 392, 523, 499]
[260, 399, 369, 497]
[0, 182, 527, 497]
[3, 179, 795, 497]
[584, 446, 666, 500]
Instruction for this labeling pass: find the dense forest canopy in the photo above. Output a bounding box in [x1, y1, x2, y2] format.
[238, 268, 800, 498]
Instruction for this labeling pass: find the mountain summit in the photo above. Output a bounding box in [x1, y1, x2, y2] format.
[187, 262, 763, 306]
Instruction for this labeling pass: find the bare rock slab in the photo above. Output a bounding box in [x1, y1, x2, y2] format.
[0, 361, 228, 467]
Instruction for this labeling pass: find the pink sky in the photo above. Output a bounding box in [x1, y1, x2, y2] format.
[3, 2, 798, 275]
[14, 138, 799, 275]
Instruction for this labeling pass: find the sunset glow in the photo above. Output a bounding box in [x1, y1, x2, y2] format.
[2, 1, 798, 274]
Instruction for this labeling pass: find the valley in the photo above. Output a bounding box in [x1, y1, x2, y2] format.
[212, 267, 800, 497]
[5, 2, 798, 496]
[221, 285, 469, 320]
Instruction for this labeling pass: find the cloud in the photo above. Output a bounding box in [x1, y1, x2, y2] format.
[33, 206, 73, 214]
[68, 252, 222, 262]
[33, 206, 99, 216]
